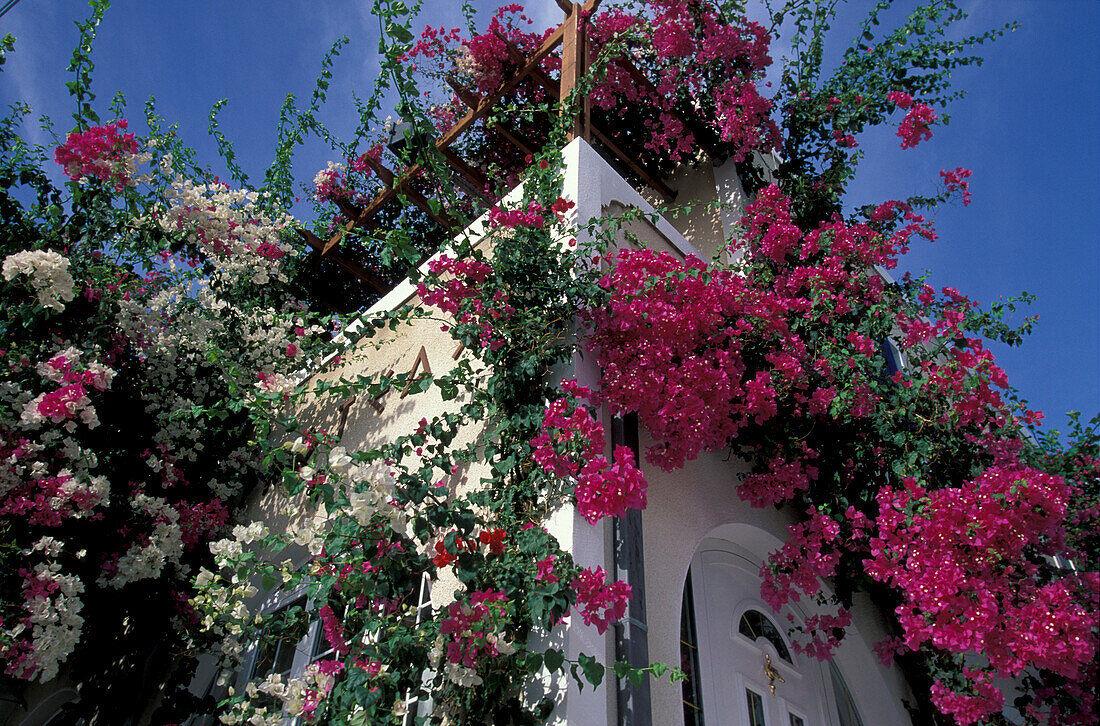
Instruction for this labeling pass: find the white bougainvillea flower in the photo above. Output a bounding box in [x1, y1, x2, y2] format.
[2, 250, 76, 311]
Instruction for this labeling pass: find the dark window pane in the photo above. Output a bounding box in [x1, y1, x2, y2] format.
[251, 596, 308, 680]
[680, 572, 705, 726]
[250, 639, 276, 681]
[738, 610, 792, 663]
[272, 634, 299, 676]
[746, 689, 767, 726]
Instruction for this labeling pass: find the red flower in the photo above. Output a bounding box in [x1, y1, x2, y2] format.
[433, 540, 456, 568]
[479, 528, 507, 555]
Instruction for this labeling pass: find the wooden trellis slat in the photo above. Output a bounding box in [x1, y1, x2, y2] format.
[490, 122, 539, 158]
[439, 147, 493, 201]
[589, 125, 673, 198]
[297, 228, 389, 294]
[497, 34, 560, 101]
[446, 74, 482, 110]
[310, 0, 696, 300]
[318, 20, 571, 253]
[559, 3, 587, 141]
[358, 154, 396, 187]
[496, 30, 672, 199]
[359, 153, 455, 229]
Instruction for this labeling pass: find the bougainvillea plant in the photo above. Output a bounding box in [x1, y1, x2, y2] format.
[0, 1, 341, 719]
[2, 1, 1095, 726]
[188, 3, 1095, 726]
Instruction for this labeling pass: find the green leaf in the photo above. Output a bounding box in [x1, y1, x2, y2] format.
[579, 653, 604, 688]
[543, 648, 565, 673]
[386, 22, 413, 43]
[437, 379, 458, 401]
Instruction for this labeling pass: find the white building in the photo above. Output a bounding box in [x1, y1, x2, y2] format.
[171, 137, 916, 726]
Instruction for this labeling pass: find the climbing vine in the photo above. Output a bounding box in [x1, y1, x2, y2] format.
[0, 2, 1094, 726]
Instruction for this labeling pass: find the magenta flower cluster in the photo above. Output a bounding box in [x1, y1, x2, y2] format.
[54, 120, 142, 190]
[888, 91, 937, 149]
[401, 2, 779, 171]
[584, 0, 778, 162]
[416, 255, 514, 350]
[570, 566, 631, 635]
[865, 468, 1095, 683]
[530, 396, 647, 524]
[439, 589, 510, 667]
[940, 167, 973, 206]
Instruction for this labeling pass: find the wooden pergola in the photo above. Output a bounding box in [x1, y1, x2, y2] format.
[300, 0, 716, 300]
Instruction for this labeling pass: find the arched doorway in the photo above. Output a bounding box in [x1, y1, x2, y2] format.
[680, 540, 866, 726]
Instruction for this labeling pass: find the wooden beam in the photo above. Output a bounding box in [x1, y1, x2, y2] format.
[328, 197, 381, 255]
[296, 228, 390, 295]
[490, 122, 539, 158]
[399, 346, 432, 399]
[560, 6, 582, 139]
[554, 0, 572, 13]
[319, 23, 569, 247]
[402, 183, 455, 230]
[336, 395, 357, 438]
[440, 147, 493, 200]
[297, 227, 326, 253]
[582, 34, 592, 141]
[438, 21, 566, 150]
[590, 123, 674, 198]
[497, 34, 560, 100]
[446, 74, 482, 110]
[340, 152, 456, 244]
[359, 154, 396, 187]
[334, 197, 363, 224]
[529, 63, 561, 100]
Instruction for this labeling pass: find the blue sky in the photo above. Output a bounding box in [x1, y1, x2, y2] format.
[2, 1, 1097, 434]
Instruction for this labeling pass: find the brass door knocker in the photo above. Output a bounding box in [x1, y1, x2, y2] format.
[764, 653, 785, 696]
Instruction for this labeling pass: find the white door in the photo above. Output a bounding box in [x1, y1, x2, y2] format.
[689, 546, 832, 726]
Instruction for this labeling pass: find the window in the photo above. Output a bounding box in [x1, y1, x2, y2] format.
[679, 572, 705, 726]
[250, 596, 310, 683]
[244, 594, 311, 719]
[830, 662, 866, 726]
[745, 686, 768, 726]
[738, 609, 792, 664]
